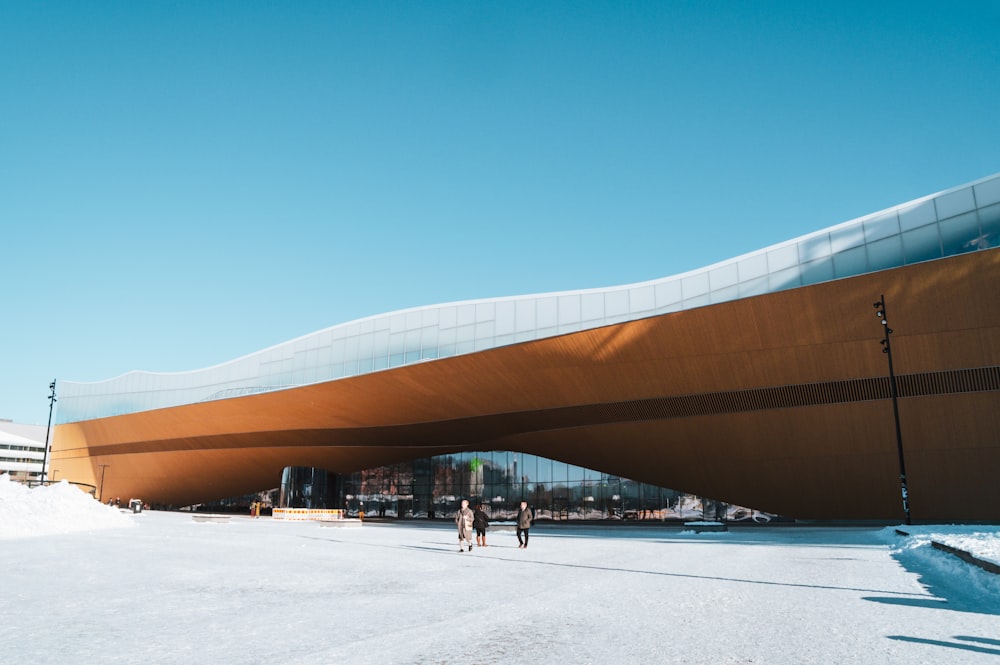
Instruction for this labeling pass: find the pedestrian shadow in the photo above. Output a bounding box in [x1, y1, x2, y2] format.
[299, 533, 934, 599]
[886, 635, 1000, 656]
[392, 543, 924, 597]
[868, 543, 1000, 617]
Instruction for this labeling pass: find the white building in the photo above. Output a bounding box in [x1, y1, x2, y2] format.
[0, 420, 48, 481]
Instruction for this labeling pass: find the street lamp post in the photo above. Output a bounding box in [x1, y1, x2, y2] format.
[40, 380, 57, 484]
[98, 464, 110, 503]
[873, 295, 911, 525]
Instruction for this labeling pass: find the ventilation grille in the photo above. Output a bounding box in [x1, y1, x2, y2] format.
[596, 366, 1000, 424]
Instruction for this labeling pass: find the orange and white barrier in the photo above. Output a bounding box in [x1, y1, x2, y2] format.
[271, 508, 344, 521]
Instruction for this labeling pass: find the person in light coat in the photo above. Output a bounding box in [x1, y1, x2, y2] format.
[455, 499, 475, 552]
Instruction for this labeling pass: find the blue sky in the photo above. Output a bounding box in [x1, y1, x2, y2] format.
[2, 1, 998, 425]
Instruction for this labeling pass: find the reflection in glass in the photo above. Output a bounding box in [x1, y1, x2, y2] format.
[286, 450, 780, 523]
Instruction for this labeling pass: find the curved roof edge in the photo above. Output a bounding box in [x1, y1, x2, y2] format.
[57, 172, 1000, 423]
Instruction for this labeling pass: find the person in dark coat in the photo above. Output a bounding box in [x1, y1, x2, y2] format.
[473, 504, 490, 547]
[516, 500, 533, 549]
[455, 499, 475, 552]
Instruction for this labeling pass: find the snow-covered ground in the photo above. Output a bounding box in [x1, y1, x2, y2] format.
[2, 476, 999, 664]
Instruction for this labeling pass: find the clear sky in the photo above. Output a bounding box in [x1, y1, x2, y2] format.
[2, 1, 998, 425]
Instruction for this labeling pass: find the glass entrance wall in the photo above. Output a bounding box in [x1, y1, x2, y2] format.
[286, 450, 780, 522]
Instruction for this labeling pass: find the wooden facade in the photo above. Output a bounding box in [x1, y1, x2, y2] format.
[51, 249, 1000, 520]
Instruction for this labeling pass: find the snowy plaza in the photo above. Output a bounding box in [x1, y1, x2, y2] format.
[2, 478, 1000, 664]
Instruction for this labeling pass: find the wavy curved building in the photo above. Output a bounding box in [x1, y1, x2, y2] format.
[52, 174, 1000, 520]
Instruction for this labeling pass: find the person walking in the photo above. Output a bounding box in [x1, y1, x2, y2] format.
[473, 504, 490, 547]
[455, 499, 475, 552]
[516, 500, 533, 549]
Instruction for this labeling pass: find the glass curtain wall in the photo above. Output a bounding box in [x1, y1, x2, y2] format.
[286, 451, 779, 522]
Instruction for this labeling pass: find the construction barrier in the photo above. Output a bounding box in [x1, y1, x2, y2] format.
[271, 508, 345, 521]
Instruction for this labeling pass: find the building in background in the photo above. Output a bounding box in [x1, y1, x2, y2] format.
[0, 420, 47, 481]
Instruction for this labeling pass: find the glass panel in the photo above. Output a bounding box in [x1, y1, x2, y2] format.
[438, 328, 456, 358]
[344, 336, 360, 366]
[405, 310, 422, 330]
[901, 224, 941, 264]
[474, 320, 495, 344]
[629, 285, 655, 312]
[558, 294, 581, 324]
[767, 265, 800, 291]
[331, 339, 346, 364]
[558, 321, 582, 334]
[568, 463, 585, 481]
[439, 306, 457, 329]
[420, 326, 438, 353]
[681, 273, 709, 299]
[605, 289, 629, 317]
[739, 275, 769, 297]
[978, 202, 1000, 249]
[389, 331, 405, 357]
[581, 292, 604, 321]
[709, 284, 739, 303]
[974, 176, 1000, 207]
[515, 299, 535, 332]
[537, 297, 558, 328]
[514, 330, 537, 343]
[682, 293, 710, 308]
[358, 334, 375, 372]
[832, 245, 868, 278]
[799, 257, 834, 286]
[863, 212, 900, 242]
[494, 333, 514, 347]
[515, 453, 536, 485]
[898, 199, 936, 231]
[797, 234, 831, 262]
[476, 302, 495, 322]
[495, 301, 516, 335]
[935, 186, 976, 220]
[551, 459, 569, 485]
[421, 308, 440, 326]
[535, 456, 552, 483]
[866, 235, 903, 272]
[457, 305, 476, 326]
[709, 263, 738, 289]
[404, 329, 421, 355]
[829, 223, 866, 253]
[455, 324, 475, 343]
[738, 252, 768, 280]
[767, 244, 799, 271]
[655, 280, 682, 307]
[939, 211, 981, 256]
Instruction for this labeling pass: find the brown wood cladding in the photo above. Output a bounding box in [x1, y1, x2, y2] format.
[51, 249, 1000, 520]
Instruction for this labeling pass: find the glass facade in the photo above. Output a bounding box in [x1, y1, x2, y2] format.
[278, 452, 776, 523]
[56, 172, 1000, 424]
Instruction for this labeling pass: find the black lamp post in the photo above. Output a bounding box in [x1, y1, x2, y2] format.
[40, 380, 57, 484]
[873, 296, 911, 525]
[99, 464, 110, 502]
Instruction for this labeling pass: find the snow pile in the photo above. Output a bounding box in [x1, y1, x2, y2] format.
[0, 474, 134, 539]
[884, 524, 1000, 567]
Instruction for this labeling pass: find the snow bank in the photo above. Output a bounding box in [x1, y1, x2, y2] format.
[883, 524, 1000, 567]
[0, 474, 134, 539]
